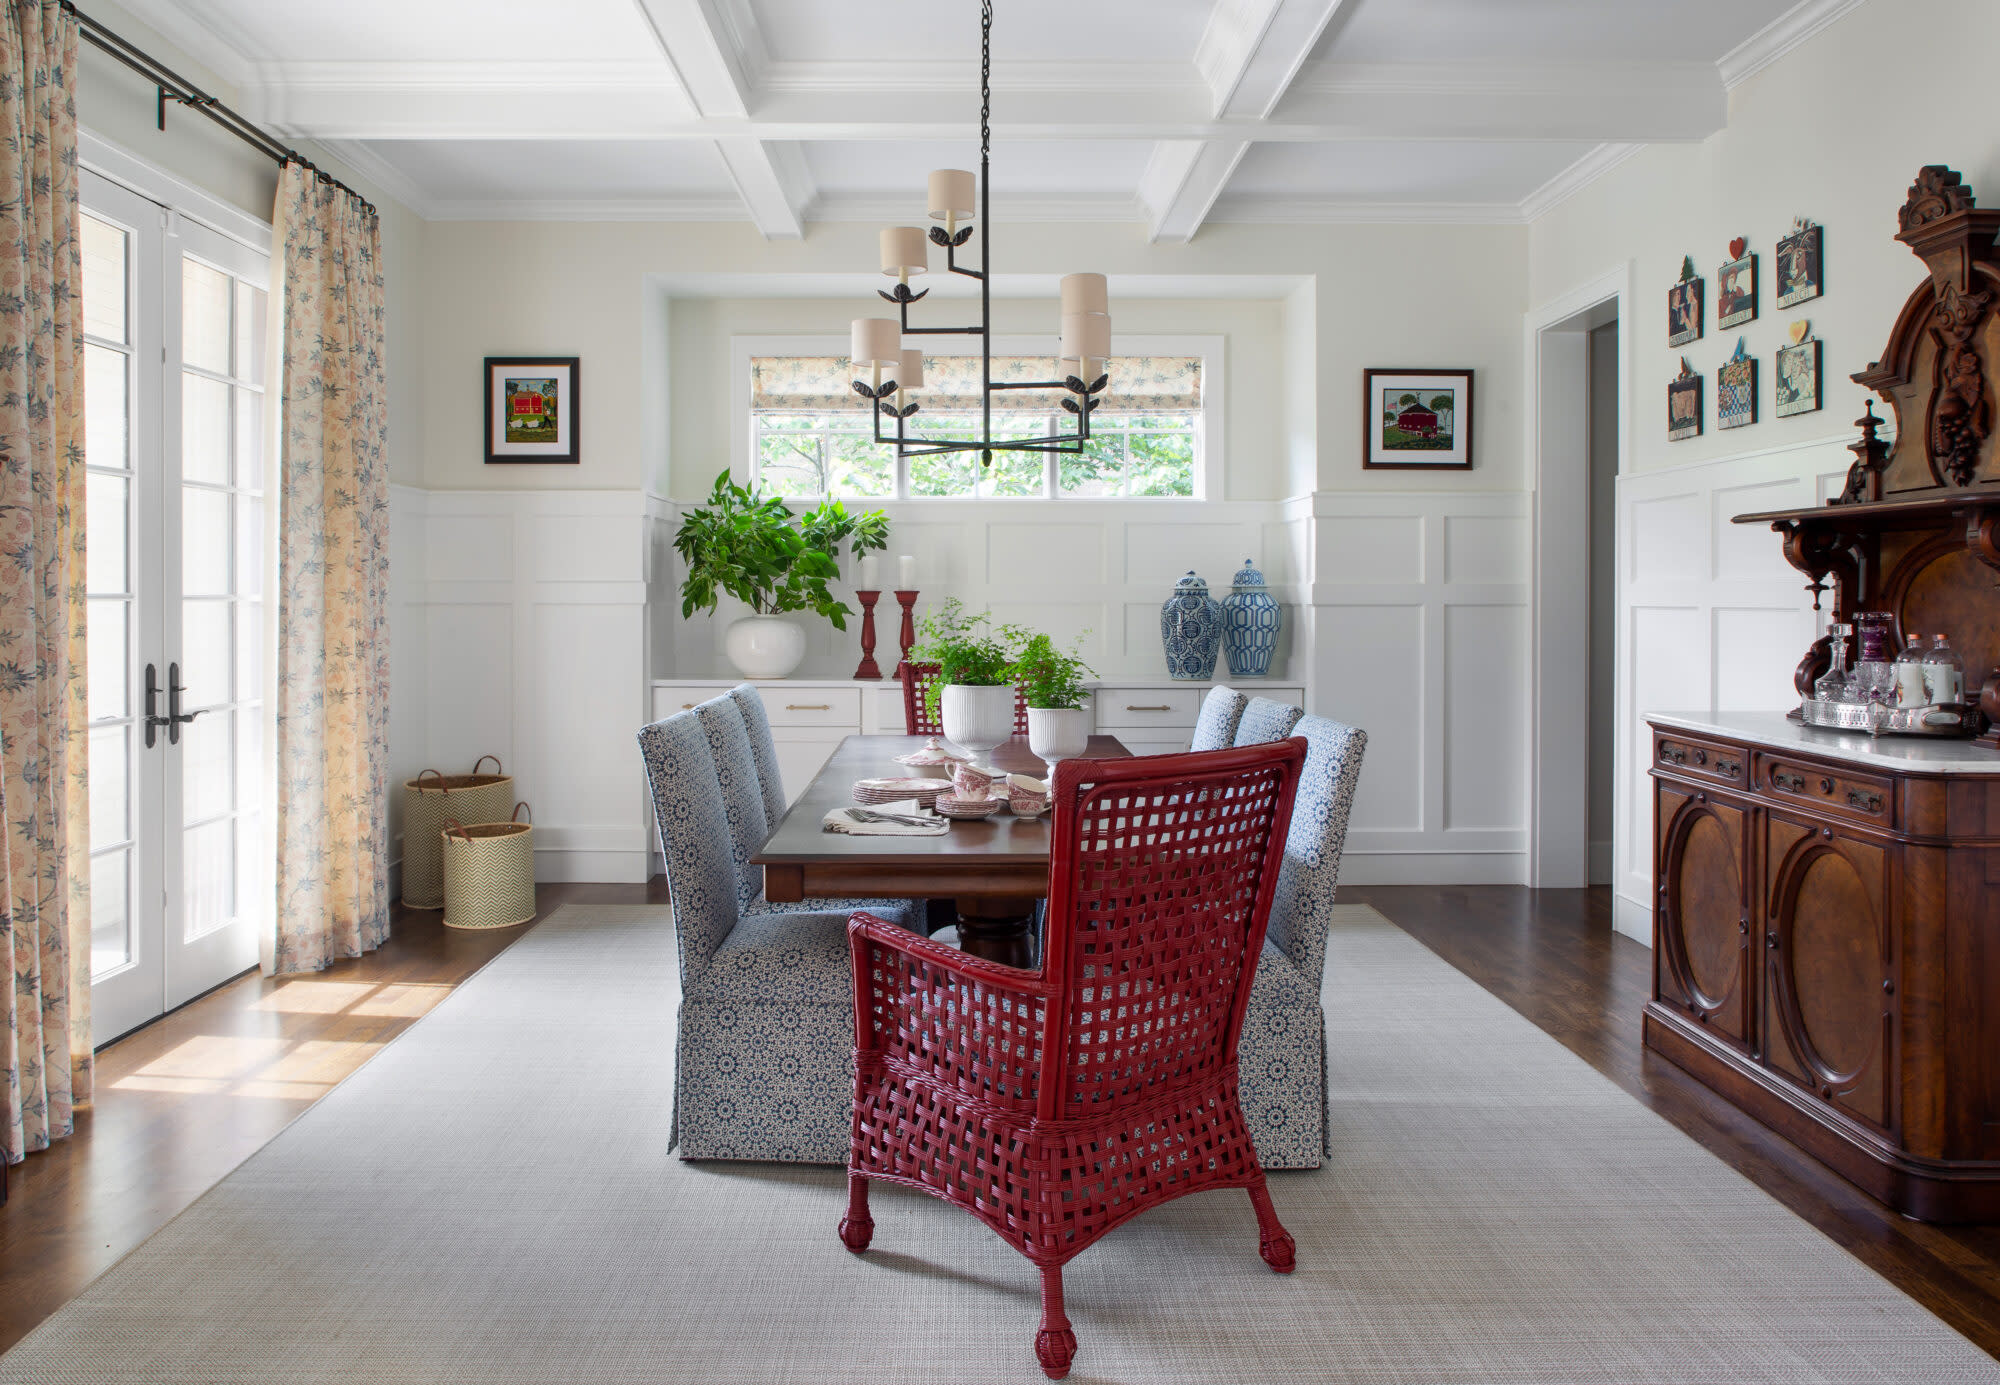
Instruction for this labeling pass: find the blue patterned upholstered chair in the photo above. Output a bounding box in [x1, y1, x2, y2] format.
[724, 683, 787, 827]
[1190, 685, 1249, 751]
[688, 694, 918, 932]
[1233, 695, 1305, 746]
[1236, 713, 1366, 1168]
[639, 710, 917, 1163]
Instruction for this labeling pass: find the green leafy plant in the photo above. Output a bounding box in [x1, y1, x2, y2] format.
[675, 470, 889, 630]
[1005, 632, 1095, 711]
[910, 598, 1031, 719]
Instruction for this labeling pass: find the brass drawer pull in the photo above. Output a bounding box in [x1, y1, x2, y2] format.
[1847, 788, 1883, 813]
[1771, 770, 1806, 793]
[785, 703, 832, 712]
[1126, 704, 1173, 712]
[681, 702, 695, 709]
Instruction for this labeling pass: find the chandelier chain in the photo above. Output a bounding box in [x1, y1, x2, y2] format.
[980, 0, 992, 162]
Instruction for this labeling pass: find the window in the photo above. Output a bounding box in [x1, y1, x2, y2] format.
[747, 350, 1208, 500]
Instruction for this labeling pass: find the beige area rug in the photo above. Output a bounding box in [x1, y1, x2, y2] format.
[4, 903, 1996, 1384]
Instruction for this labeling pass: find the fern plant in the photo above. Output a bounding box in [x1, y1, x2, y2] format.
[675, 470, 889, 630]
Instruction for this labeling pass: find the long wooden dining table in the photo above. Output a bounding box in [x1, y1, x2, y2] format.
[751, 732, 1131, 967]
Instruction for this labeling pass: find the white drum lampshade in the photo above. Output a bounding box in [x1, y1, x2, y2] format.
[897, 348, 925, 391]
[850, 318, 902, 368]
[880, 226, 928, 280]
[1059, 273, 1108, 315]
[1060, 311, 1110, 367]
[927, 169, 976, 223]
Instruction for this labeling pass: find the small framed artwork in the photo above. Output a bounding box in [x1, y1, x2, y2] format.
[1668, 357, 1703, 441]
[1717, 237, 1757, 328]
[1776, 219, 1823, 308]
[1667, 256, 1703, 346]
[1362, 369, 1474, 470]
[485, 356, 580, 464]
[1776, 321, 1823, 417]
[1718, 338, 1757, 430]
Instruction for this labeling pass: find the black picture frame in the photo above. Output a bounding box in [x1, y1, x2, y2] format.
[1667, 278, 1703, 346]
[1668, 373, 1703, 441]
[1776, 224, 1823, 308]
[485, 356, 581, 465]
[1361, 368, 1474, 470]
[1717, 253, 1757, 329]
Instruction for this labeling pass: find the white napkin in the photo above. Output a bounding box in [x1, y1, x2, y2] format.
[822, 797, 951, 837]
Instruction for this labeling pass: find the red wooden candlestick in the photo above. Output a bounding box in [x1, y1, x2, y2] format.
[893, 589, 920, 679]
[852, 590, 883, 680]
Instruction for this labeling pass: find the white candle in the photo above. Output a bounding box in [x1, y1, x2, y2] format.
[857, 554, 881, 591]
[898, 554, 917, 590]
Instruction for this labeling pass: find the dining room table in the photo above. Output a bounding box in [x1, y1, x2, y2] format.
[751, 732, 1131, 968]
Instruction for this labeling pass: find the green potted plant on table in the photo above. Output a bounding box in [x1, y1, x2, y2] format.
[675, 469, 888, 678]
[911, 599, 1029, 768]
[1007, 632, 1096, 771]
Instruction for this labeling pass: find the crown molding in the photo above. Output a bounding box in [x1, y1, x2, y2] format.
[1208, 197, 1527, 226]
[808, 192, 1143, 223]
[1292, 59, 1716, 97]
[102, 0, 261, 88]
[756, 59, 1197, 95]
[1516, 142, 1643, 223]
[309, 137, 442, 220]
[425, 196, 750, 222]
[243, 60, 676, 92]
[1716, 0, 1869, 90]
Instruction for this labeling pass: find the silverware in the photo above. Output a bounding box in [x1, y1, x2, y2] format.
[841, 807, 940, 827]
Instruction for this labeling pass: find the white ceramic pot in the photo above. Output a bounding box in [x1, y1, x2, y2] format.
[723, 614, 806, 679]
[1026, 706, 1090, 772]
[940, 683, 1016, 768]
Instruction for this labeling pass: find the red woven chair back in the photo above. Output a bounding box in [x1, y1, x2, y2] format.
[1039, 742, 1305, 1123]
[900, 662, 1031, 736]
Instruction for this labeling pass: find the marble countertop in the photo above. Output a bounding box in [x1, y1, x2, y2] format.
[1647, 710, 2000, 775]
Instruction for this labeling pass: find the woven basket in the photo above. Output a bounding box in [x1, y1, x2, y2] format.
[402, 756, 514, 909]
[441, 804, 536, 931]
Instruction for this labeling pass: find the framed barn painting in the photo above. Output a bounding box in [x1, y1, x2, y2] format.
[1362, 368, 1474, 470]
[485, 356, 580, 464]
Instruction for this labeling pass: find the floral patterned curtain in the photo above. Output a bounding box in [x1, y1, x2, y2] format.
[0, 0, 88, 1166]
[751, 355, 1202, 415]
[268, 163, 390, 975]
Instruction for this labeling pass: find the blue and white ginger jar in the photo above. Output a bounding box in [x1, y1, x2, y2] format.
[1222, 558, 1282, 677]
[1161, 570, 1223, 681]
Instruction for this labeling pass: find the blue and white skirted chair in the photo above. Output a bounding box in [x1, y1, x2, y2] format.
[1234, 694, 1305, 746]
[1236, 712, 1366, 1168]
[639, 709, 916, 1163]
[1189, 684, 1249, 751]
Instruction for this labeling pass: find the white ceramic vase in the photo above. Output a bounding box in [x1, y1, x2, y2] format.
[940, 684, 1016, 768]
[1026, 706, 1090, 773]
[723, 614, 806, 679]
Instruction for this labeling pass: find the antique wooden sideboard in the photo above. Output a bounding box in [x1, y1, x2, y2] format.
[1645, 167, 2000, 1223]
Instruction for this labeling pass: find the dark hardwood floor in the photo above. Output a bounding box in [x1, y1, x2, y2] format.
[4, 879, 1996, 1363]
[1343, 884, 2000, 1363]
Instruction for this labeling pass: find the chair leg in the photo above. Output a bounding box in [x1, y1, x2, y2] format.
[1247, 1182, 1296, 1273]
[838, 1174, 874, 1253]
[1034, 1265, 1077, 1379]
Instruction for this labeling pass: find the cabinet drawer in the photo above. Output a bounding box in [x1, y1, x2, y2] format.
[1754, 752, 1896, 829]
[764, 688, 861, 728]
[1653, 731, 1749, 789]
[655, 685, 720, 719]
[1095, 688, 1203, 729]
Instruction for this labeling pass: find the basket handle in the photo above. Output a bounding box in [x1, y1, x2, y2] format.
[512, 801, 532, 824]
[473, 755, 504, 776]
[442, 817, 471, 842]
[415, 768, 445, 789]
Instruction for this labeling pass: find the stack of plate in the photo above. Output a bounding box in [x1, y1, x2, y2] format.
[852, 777, 948, 808]
[936, 793, 1004, 820]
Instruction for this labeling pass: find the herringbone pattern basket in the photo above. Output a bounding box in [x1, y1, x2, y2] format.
[441, 804, 536, 931]
[403, 757, 513, 909]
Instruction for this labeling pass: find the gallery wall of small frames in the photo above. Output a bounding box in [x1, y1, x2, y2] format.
[1665, 220, 1824, 441]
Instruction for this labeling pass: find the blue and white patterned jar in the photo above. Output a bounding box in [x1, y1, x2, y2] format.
[1222, 558, 1282, 677]
[1161, 570, 1223, 680]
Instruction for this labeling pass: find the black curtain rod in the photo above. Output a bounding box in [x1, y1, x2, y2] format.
[59, 0, 378, 218]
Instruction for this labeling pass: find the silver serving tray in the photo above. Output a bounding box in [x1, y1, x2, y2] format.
[1798, 698, 1981, 738]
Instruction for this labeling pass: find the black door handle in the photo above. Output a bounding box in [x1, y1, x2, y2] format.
[144, 663, 168, 748]
[167, 661, 205, 746]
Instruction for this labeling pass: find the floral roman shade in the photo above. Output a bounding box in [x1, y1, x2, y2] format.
[751, 355, 1201, 415]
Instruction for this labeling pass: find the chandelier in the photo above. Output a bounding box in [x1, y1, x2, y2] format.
[847, 0, 1109, 468]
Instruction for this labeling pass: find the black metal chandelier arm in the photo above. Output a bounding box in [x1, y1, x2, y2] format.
[901, 324, 985, 336]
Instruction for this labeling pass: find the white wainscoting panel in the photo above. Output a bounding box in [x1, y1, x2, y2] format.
[1612, 434, 1852, 941]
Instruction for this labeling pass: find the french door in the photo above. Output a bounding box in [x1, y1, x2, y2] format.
[84, 168, 272, 1042]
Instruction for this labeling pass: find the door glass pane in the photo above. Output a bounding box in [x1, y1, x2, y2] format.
[236, 601, 262, 706]
[87, 598, 128, 720]
[234, 389, 263, 491]
[182, 374, 230, 485]
[89, 724, 129, 846]
[182, 488, 231, 595]
[182, 259, 231, 374]
[236, 712, 262, 808]
[87, 471, 129, 593]
[182, 818, 234, 941]
[235, 281, 266, 384]
[235, 492, 263, 596]
[91, 849, 131, 977]
[85, 345, 128, 470]
[81, 215, 128, 342]
[182, 600, 231, 708]
[182, 708, 232, 823]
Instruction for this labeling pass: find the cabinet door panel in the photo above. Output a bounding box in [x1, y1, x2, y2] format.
[1655, 784, 1751, 1047]
[1764, 816, 1893, 1132]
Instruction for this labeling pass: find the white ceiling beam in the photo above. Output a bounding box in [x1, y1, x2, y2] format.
[1137, 139, 1251, 245]
[629, 0, 810, 239]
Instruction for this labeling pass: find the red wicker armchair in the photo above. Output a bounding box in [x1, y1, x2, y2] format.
[900, 661, 1031, 737]
[840, 740, 1308, 1378]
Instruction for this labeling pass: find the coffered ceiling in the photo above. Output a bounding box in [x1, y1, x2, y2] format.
[108, 0, 1862, 239]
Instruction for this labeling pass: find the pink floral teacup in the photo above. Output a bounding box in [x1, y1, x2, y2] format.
[952, 763, 999, 800]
